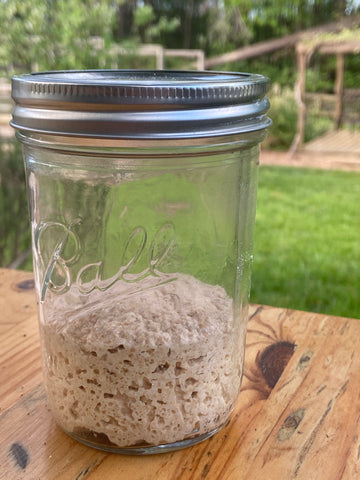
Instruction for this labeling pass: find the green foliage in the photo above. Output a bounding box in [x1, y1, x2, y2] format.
[0, 0, 359, 77]
[150, 0, 358, 54]
[262, 85, 334, 150]
[303, 38, 360, 94]
[306, 64, 336, 93]
[43, 0, 120, 70]
[344, 53, 360, 88]
[224, 0, 353, 44]
[0, 139, 31, 267]
[0, 0, 125, 75]
[0, 0, 183, 75]
[134, 5, 156, 27]
[305, 114, 334, 142]
[0, 0, 46, 73]
[263, 88, 299, 150]
[132, 4, 180, 44]
[252, 166, 360, 318]
[197, 5, 252, 55]
[232, 55, 297, 89]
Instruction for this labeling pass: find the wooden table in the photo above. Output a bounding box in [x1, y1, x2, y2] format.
[1, 268, 359, 479]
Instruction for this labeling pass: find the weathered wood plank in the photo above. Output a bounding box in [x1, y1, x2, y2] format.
[1, 269, 360, 479]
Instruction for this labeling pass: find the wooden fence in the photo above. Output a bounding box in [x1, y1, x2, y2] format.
[108, 44, 205, 70]
[305, 89, 360, 126]
[1, 44, 206, 138]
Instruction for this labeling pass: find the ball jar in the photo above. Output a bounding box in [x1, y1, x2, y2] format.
[11, 70, 270, 454]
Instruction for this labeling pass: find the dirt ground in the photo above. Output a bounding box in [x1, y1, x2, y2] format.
[260, 149, 360, 172]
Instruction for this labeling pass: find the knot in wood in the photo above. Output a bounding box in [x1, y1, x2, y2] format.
[277, 408, 306, 442]
[257, 341, 296, 389]
[16, 279, 35, 291]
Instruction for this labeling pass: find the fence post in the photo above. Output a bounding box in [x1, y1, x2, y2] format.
[334, 53, 344, 129]
[289, 43, 307, 156]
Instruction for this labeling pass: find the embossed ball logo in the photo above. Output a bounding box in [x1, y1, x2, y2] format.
[34, 218, 177, 301]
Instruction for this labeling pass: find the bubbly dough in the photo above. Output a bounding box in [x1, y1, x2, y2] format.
[41, 274, 243, 447]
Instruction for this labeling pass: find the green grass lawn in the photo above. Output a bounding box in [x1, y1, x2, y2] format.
[3, 157, 360, 319]
[251, 165, 360, 319]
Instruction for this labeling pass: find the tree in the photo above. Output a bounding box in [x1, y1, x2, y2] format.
[200, 4, 252, 54]
[225, 0, 359, 42]
[143, 1, 359, 55]
[0, 0, 182, 76]
[131, 3, 179, 44]
[0, 0, 124, 75]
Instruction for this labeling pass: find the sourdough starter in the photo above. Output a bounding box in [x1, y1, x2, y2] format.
[41, 274, 243, 447]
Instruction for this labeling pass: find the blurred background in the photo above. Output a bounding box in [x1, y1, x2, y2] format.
[1, 0, 359, 317]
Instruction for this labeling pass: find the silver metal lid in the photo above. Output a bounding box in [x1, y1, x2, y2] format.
[11, 70, 271, 139]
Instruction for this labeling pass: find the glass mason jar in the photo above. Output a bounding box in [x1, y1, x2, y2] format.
[11, 70, 270, 454]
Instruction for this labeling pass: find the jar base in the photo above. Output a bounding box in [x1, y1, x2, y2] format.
[63, 423, 226, 455]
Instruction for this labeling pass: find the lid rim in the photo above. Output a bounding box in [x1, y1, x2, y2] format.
[11, 69, 269, 105]
[11, 69, 271, 138]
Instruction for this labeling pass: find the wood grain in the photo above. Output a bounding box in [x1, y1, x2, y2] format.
[1, 268, 359, 479]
